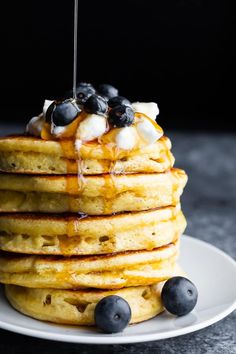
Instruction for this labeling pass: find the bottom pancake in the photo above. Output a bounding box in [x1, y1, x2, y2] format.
[5, 284, 164, 325]
[5, 263, 184, 326]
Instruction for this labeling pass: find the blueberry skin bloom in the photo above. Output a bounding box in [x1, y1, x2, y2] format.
[161, 276, 198, 316]
[108, 96, 131, 108]
[98, 84, 119, 100]
[52, 100, 80, 126]
[84, 94, 108, 115]
[63, 82, 96, 104]
[76, 82, 96, 104]
[108, 105, 135, 128]
[94, 295, 132, 333]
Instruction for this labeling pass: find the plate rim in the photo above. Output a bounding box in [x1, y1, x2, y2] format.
[0, 235, 236, 345]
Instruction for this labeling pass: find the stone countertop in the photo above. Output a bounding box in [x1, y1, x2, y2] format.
[0, 126, 235, 354]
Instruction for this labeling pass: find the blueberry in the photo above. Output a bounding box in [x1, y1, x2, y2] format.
[108, 96, 131, 108]
[78, 82, 94, 89]
[75, 82, 96, 104]
[161, 276, 198, 316]
[98, 84, 119, 100]
[84, 94, 108, 115]
[64, 82, 95, 104]
[94, 295, 131, 333]
[52, 99, 81, 126]
[108, 105, 134, 127]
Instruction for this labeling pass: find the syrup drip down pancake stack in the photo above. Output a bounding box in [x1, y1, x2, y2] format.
[0, 84, 187, 326]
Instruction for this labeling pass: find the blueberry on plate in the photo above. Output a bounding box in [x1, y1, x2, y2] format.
[161, 276, 198, 316]
[94, 295, 131, 333]
[52, 99, 81, 126]
[108, 96, 131, 108]
[108, 105, 134, 127]
[84, 94, 108, 115]
[97, 84, 119, 100]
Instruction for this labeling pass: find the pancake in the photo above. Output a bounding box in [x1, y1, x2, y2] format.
[5, 283, 165, 325]
[0, 169, 187, 214]
[0, 135, 174, 174]
[0, 240, 179, 289]
[0, 205, 186, 255]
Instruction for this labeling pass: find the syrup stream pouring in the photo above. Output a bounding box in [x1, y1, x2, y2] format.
[73, 0, 78, 99]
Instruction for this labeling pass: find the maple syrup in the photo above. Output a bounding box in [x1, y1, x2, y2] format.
[39, 0, 171, 244]
[59, 0, 88, 242]
[73, 0, 78, 100]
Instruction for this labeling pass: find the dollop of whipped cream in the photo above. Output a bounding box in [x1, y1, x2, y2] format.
[26, 99, 163, 151]
[51, 125, 67, 136]
[43, 100, 54, 117]
[132, 102, 159, 120]
[136, 117, 163, 144]
[25, 114, 45, 137]
[115, 127, 137, 150]
[76, 114, 107, 141]
[26, 100, 53, 137]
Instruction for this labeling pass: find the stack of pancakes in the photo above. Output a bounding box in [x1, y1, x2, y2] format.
[0, 134, 187, 325]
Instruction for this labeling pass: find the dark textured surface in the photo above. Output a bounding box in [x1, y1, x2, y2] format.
[0, 125, 236, 353]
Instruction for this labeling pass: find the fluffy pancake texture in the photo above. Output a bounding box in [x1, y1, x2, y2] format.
[0, 240, 179, 289]
[5, 284, 165, 325]
[0, 135, 174, 174]
[0, 169, 187, 214]
[0, 118, 188, 327]
[0, 205, 186, 255]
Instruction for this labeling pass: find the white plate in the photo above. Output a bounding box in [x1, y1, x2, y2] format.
[0, 235, 236, 344]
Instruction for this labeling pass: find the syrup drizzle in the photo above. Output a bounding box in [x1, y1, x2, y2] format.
[73, 0, 78, 99]
[58, 2, 166, 242]
[59, 0, 89, 248]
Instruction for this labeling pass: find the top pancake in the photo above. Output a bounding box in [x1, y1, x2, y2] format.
[0, 135, 174, 174]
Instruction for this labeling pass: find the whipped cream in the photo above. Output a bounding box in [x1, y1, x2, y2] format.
[132, 102, 159, 120]
[25, 100, 54, 138]
[115, 127, 136, 150]
[27, 97, 163, 151]
[25, 114, 45, 137]
[136, 117, 163, 145]
[77, 114, 107, 141]
[75, 139, 82, 152]
[43, 99, 54, 117]
[51, 125, 67, 136]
